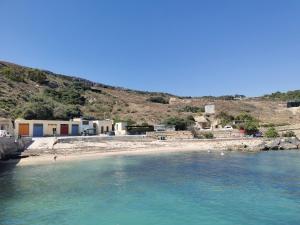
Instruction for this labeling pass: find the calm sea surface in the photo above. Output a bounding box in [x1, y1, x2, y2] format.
[1, 150, 300, 225]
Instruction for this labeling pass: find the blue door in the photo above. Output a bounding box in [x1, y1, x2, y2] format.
[71, 124, 79, 136]
[33, 124, 43, 137]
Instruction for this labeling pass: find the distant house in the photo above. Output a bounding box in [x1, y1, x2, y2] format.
[205, 104, 215, 114]
[194, 116, 211, 130]
[14, 119, 81, 137]
[194, 104, 221, 130]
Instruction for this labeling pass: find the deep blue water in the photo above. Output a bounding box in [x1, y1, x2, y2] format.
[1, 151, 300, 225]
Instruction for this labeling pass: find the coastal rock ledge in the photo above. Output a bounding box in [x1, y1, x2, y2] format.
[232, 137, 300, 152]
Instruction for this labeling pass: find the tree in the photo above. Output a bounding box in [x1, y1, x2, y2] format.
[163, 116, 195, 131]
[217, 111, 235, 127]
[236, 113, 259, 134]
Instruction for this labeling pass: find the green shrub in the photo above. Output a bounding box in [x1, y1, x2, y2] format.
[163, 116, 195, 131]
[22, 102, 54, 120]
[180, 106, 204, 113]
[217, 111, 235, 126]
[53, 105, 81, 120]
[265, 127, 279, 138]
[26, 69, 48, 84]
[0, 99, 17, 111]
[236, 113, 259, 134]
[44, 87, 86, 105]
[147, 96, 169, 104]
[203, 132, 214, 139]
[1, 67, 25, 82]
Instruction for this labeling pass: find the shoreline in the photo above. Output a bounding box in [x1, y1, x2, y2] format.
[1, 137, 299, 166]
[8, 146, 221, 166]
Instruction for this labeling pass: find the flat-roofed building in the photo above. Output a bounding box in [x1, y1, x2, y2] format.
[14, 119, 80, 137]
[115, 122, 127, 135]
[93, 120, 114, 134]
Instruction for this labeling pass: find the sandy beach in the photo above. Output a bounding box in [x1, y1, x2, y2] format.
[1, 136, 298, 166]
[5, 137, 267, 166]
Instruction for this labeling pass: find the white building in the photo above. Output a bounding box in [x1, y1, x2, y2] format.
[114, 122, 127, 135]
[205, 104, 215, 114]
[93, 120, 114, 134]
[73, 118, 94, 135]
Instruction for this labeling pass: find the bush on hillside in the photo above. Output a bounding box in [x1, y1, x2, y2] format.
[203, 132, 214, 139]
[236, 113, 259, 134]
[147, 96, 169, 104]
[44, 87, 86, 105]
[26, 69, 48, 84]
[180, 106, 205, 113]
[163, 116, 195, 131]
[265, 127, 279, 138]
[217, 111, 235, 127]
[1, 67, 25, 82]
[22, 102, 54, 120]
[53, 105, 81, 120]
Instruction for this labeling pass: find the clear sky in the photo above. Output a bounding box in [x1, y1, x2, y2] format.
[1, 0, 300, 97]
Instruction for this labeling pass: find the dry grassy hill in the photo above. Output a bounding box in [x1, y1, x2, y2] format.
[0, 61, 299, 125]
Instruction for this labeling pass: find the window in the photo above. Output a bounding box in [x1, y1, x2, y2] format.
[82, 121, 89, 125]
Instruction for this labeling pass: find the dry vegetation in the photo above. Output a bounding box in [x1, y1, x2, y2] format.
[1, 61, 299, 125]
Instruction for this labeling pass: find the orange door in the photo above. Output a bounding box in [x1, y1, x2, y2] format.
[19, 123, 29, 136]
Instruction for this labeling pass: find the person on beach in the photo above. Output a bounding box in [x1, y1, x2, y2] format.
[54, 155, 57, 161]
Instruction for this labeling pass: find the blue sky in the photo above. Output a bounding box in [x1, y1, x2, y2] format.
[1, 0, 300, 96]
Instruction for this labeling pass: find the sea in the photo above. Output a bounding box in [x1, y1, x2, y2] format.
[1, 150, 300, 225]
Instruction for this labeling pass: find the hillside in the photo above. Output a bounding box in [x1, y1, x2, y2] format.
[0, 61, 300, 125]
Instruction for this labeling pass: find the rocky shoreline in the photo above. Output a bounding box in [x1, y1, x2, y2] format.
[231, 137, 300, 152]
[21, 136, 300, 157]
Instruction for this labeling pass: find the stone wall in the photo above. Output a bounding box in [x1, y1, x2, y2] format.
[199, 130, 244, 139]
[260, 124, 300, 138]
[146, 131, 194, 140]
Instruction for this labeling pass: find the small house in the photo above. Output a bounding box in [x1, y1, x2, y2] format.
[14, 119, 80, 137]
[114, 122, 127, 135]
[73, 118, 94, 135]
[93, 120, 114, 134]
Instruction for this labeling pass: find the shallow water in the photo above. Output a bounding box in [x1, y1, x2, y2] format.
[1, 150, 300, 225]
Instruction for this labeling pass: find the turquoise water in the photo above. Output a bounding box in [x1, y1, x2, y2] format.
[1, 151, 300, 225]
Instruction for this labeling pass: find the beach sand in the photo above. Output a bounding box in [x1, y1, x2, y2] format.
[5, 138, 265, 166]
